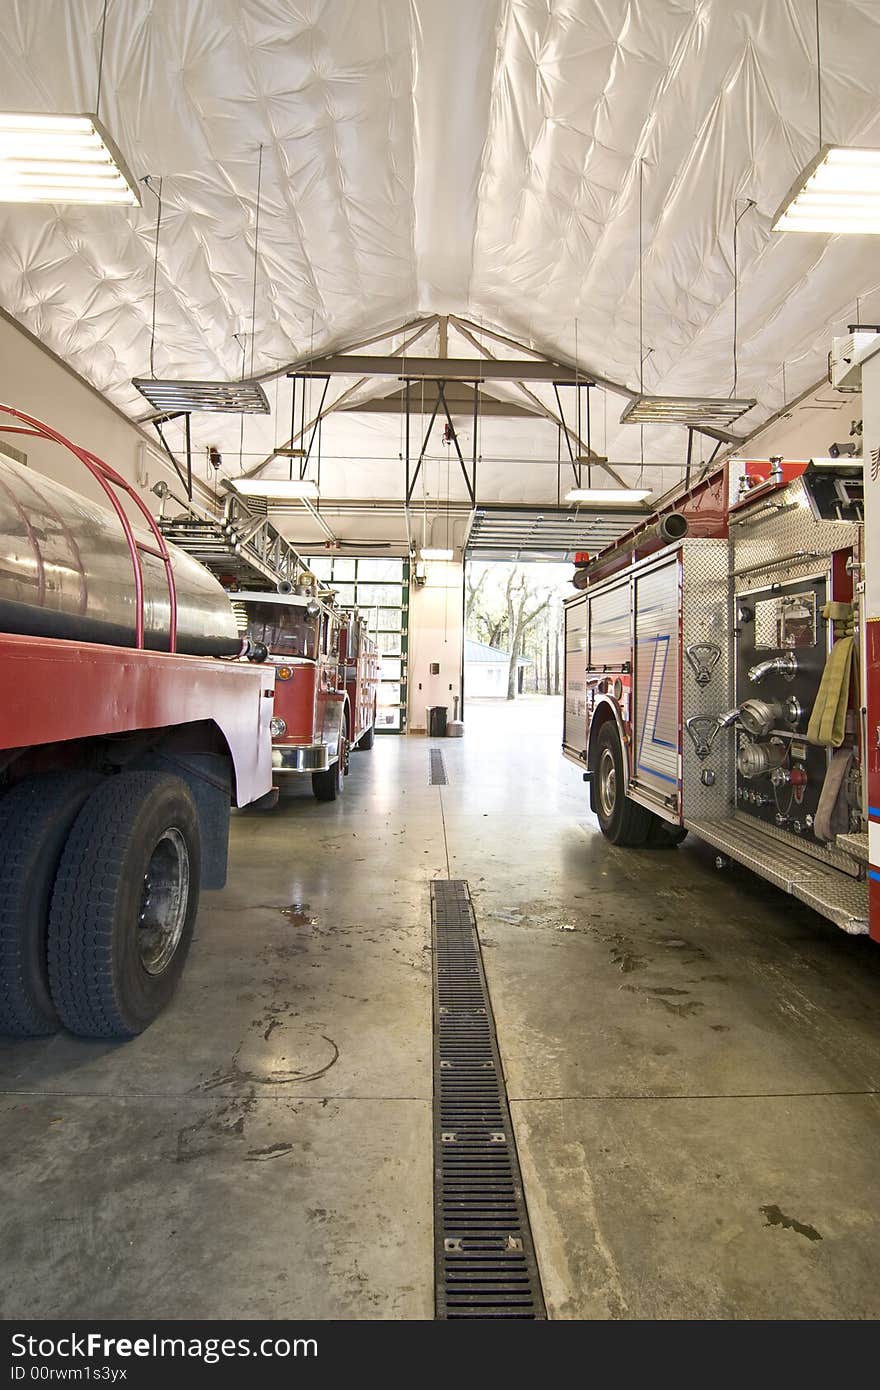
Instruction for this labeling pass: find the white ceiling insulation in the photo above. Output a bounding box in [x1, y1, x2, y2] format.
[0, 0, 879, 515]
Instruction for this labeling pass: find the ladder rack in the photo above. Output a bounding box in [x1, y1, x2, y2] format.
[156, 486, 333, 598]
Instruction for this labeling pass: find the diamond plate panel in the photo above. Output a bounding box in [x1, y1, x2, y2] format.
[681, 539, 733, 822]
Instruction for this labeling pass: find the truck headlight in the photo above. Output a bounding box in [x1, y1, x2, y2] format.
[270, 717, 287, 739]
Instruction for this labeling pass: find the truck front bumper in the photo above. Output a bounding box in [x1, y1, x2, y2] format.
[272, 743, 330, 774]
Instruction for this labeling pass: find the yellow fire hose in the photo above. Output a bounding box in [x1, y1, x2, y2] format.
[806, 602, 855, 749]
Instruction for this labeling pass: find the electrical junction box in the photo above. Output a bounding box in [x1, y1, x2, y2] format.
[829, 329, 880, 391]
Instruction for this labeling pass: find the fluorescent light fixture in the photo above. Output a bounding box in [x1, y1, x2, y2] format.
[0, 112, 140, 205]
[566, 488, 651, 504]
[132, 379, 271, 414]
[232, 479, 319, 500]
[420, 547, 454, 561]
[621, 395, 756, 427]
[773, 146, 880, 234]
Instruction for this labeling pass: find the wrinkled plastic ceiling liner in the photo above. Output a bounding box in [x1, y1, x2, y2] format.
[1, 0, 879, 501]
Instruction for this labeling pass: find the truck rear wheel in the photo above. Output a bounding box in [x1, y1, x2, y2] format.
[0, 773, 102, 1037]
[48, 772, 201, 1038]
[593, 722, 653, 847]
[357, 718, 375, 751]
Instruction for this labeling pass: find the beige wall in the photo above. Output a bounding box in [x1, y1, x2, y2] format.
[0, 310, 193, 511]
[407, 560, 464, 732]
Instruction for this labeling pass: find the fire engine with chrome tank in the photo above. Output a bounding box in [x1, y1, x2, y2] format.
[0, 405, 276, 1041]
[563, 354, 879, 942]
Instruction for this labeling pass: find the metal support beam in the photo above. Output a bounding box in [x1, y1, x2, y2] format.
[451, 320, 628, 490]
[286, 374, 330, 478]
[184, 412, 193, 500]
[404, 380, 479, 507]
[343, 383, 533, 418]
[298, 354, 594, 384]
[241, 318, 438, 480]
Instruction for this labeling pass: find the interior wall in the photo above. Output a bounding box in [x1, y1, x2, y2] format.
[0, 311, 194, 510]
[731, 380, 862, 463]
[406, 560, 464, 733]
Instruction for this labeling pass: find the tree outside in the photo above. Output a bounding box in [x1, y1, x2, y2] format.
[465, 561, 570, 699]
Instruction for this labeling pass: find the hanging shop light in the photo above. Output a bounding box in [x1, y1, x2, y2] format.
[420, 548, 454, 561]
[0, 112, 140, 205]
[132, 378, 271, 414]
[0, 7, 139, 206]
[620, 396, 756, 428]
[565, 488, 651, 505]
[773, 147, 880, 234]
[773, 3, 880, 234]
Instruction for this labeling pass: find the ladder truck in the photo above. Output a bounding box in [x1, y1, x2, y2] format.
[563, 349, 877, 941]
[156, 484, 379, 802]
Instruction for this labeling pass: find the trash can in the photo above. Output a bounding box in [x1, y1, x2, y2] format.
[427, 705, 448, 737]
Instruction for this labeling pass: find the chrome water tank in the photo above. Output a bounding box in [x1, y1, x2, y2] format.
[0, 454, 240, 656]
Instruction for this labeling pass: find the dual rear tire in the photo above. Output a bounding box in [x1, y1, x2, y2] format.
[0, 771, 200, 1039]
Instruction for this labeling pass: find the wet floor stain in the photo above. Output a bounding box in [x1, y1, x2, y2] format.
[246, 1142, 294, 1162]
[760, 1204, 823, 1242]
[199, 1033, 340, 1091]
[282, 903, 318, 927]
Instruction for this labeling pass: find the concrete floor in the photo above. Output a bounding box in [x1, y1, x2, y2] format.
[1, 695, 879, 1319]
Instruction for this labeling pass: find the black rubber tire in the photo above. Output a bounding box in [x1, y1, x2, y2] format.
[0, 773, 103, 1037]
[47, 772, 201, 1039]
[592, 722, 653, 847]
[312, 731, 347, 801]
[648, 817, 688, 847]
[357, 721, 375, 751]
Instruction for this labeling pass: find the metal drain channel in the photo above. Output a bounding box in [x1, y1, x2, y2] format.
[429, 748, 448, 785]
[432, 879, 546, 1319]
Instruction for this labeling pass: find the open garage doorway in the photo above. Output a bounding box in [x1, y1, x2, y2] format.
[464, 559, 571, 742]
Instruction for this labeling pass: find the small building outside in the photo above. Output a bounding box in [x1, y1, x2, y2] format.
[464, 638, 531, 698]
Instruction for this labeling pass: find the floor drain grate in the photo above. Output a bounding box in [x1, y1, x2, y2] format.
[429, 748, 448, 785]
[431, 879, 546, 1320]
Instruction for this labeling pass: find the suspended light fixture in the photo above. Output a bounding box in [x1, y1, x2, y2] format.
[620, 396, 755, 428]
[773, 147, 880, 233]
[420, 548, 454, 561]
[0, 6, 139, 206]
[0, 113, 140, 204]
[231, 479, 319, 500]
[774, 1, 880, 234]
[566, 488, 651, 505]
[132, 378, 270, 414]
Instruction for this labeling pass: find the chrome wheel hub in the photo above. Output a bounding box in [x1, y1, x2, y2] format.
[598, 747, 617, 818]
[138, 828, 190, 976]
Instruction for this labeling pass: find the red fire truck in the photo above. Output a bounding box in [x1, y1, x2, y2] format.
[232, 586, 379, 801]
[156, 486, 379, 802]
[563, 426, 876, 941]
[0, 404, 277, 1040]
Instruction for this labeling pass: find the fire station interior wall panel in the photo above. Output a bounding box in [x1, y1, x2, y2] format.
[563, 595, 587, 755]
[588, 579, 630, 671]
[632, 559, 680, 804]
